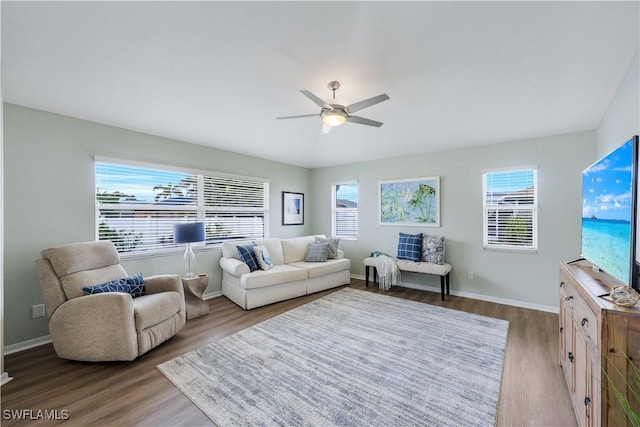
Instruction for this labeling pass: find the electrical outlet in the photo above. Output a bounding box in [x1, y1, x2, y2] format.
[467, 271, 474, 280]
[32, 304, 45, 319]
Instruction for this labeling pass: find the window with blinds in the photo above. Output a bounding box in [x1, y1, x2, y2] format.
[96, 160, 268, 255]
[483, 167, 538, 251]
[332, 182, 358, 239]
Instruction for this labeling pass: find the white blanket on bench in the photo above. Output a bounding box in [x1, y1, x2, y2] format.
[373, 254, 400, 291]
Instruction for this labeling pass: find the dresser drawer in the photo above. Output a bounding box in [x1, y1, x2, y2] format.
[572, 291, 598, 348]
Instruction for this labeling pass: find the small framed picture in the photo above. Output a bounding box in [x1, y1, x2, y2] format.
[282, 191, 304, 225]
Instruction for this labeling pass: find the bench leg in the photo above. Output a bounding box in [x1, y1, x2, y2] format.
[446, 272, 450, 296]
[366, 266, 370, 287]
[440, 275, 445, 301]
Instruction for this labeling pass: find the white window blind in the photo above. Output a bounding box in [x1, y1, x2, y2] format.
[332, 182, 358, 239]
[483, 168, 538, 251]
[96, 160, 268, 255]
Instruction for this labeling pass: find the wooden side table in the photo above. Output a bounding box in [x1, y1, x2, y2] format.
[181, 274, 210, 320]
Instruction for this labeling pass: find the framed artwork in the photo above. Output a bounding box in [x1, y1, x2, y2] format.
[282, 191, 304, 225]
[379, 176, 440, 227]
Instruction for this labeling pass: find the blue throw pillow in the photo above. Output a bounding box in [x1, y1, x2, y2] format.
[124, 273, 145, 298]
[83, 278, 129, 296]
[237, 243, 260, 272]
[397, 232, 423, 262]
[305, 243, 329, 262]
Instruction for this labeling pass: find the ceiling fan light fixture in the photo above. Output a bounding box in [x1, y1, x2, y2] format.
[322, 109, 347, 127]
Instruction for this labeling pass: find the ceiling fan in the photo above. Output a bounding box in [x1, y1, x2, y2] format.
[276, 81, 390, 134]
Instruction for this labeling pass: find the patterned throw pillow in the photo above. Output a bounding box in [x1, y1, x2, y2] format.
[397, 232, 423, 262]
[305, 243, 329, 262]
[314, 237, 340, 259]
[82, 278, 130, 296]
[237, 243, 260, 272]
[124, 273, 146, 298]
[253, 245, 273, 271]
[422, 235, 445, 265]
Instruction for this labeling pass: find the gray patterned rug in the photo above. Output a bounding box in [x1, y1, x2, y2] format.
[158, 288, 509, 426]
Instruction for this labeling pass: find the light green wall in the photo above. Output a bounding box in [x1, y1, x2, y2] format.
[3, 103, 310, 346]
[597, 49, 640, 156]
[310, 131, 596, 309]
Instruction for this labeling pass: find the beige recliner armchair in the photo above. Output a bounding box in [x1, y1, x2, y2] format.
[36, 241, 186, 362]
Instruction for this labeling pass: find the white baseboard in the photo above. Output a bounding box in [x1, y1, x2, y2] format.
[1, 372, 13, 386]
[350, 274, 558, 314]
[203, 290, 222, 300]
[5, 335, 52, 355]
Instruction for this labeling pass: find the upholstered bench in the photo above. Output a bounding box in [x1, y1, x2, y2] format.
[363, 257, 452, 301]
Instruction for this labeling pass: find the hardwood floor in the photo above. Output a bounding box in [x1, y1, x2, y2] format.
[2, 280, 577, 426]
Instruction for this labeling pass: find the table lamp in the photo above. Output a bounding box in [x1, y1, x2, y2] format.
[174, 222, 205, 278]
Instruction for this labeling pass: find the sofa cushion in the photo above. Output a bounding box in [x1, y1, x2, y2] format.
[132, 291, 182, 331]
[82, 278, 130, 296]
[305, 243, 329, 262]
[397, 232, 423, 262]
[253, 245, 273, 270]
[240, 265, 308, 290]
[255, 238, 285, 266]
[315, 237, 340, 259]
[290, 258, 351, 279]
[282, 236, 317, 264]
[422, 235, 445, 265]
[221, 239, 255, 259]
[82, 273, 145, 298]
[124, 273, 145, 297]
[237, 243, 260, 272]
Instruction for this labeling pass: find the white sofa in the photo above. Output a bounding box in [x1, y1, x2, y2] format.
[220, 235, 351, 309]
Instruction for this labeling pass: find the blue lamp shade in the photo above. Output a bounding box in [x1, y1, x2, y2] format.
[174, 222, 205, 244]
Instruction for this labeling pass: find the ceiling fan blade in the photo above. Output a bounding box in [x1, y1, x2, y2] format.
[276, 114, 320, 120]
[346, 93, 390, 114]
[322, 124, 332, 135]
[300, 90, 334, 110]
[346, 115, 384, 127]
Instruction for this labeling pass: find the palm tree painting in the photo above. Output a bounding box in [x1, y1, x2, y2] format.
[379, 176, 440, 226]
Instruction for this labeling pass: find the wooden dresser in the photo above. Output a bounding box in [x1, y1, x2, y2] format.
[560, 260, 640, 426]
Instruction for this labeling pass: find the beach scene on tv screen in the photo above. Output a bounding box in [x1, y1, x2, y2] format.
[582, 140, 633, 284]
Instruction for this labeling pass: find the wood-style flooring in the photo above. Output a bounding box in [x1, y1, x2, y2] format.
[2, 280, 577, 426]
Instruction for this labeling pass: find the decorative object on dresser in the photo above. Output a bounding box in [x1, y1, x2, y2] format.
[560, 259, 640, 426]
[182, 273, 210, 320]
[173, 222, 205, 278]
[158, 288, 508, 426]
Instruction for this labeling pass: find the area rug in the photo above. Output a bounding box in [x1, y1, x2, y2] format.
[158, 288, 509, 426]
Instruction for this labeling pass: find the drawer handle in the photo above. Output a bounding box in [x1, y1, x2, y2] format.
[568, 352, 574, 363]
[584, 396, 591, 406]
[560, 281, 565, 287]
[565, 296, 574, 301]
[581, 318, 588, 327]
[560, 327, 563, 333]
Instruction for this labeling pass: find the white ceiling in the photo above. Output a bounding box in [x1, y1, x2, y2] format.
[2, 1, 639, 168]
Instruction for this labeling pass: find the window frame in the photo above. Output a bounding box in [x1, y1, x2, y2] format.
[482, 166, 538, 253]
[95, 156, 269, 258]
[331, 181, 358, 240]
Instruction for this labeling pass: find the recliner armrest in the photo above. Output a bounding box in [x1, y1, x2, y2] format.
[220, 257, 250, 276]
[49, 293, 138, 361]
[144, 274, 183, 295]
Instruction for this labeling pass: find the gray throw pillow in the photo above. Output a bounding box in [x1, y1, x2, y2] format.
[422, 235, 445, 265]
[314, 236, 340, 259]
[305, 242, 329, 262]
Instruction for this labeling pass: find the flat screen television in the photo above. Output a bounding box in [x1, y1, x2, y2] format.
[581, 135, 639, 290]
